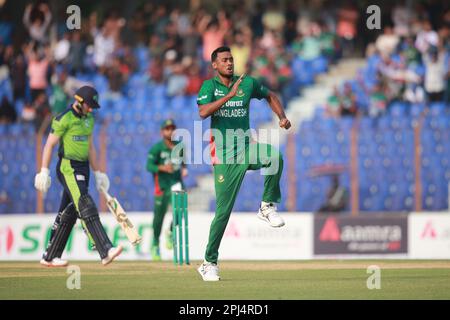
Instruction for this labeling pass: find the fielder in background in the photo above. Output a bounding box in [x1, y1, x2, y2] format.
[146, 119, 187, 261]
[34, 86, 123, 267]
[196, 46, 292, 281]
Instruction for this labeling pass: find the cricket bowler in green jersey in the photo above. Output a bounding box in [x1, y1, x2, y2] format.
[146, 119, 187, 261]
[34, 86, 122, 267]
[196, 47, 292, 281]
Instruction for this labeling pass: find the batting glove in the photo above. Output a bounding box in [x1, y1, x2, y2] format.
[94, 171, 110, 192]
[34, 168, 51, 193]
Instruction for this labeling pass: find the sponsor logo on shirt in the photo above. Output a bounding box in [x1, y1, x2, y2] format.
[72, 135, 88, 141]
[197, 95, 208, 101]
[224, 100, 244, 107]
[214, 89, 225, 97]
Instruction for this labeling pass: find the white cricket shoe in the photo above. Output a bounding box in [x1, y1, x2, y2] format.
[102, 245, 123, 266]
[197, 261, 220, 281]
[40, 257, 68, 267]
[257, 203, 285, 227]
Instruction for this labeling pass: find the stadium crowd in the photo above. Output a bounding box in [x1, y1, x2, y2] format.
[326, 2, 450, 118]
[0, 0, 361, 128]
[0, 1, 448, 124]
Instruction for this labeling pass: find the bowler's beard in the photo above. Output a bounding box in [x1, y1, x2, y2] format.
[219, 69, 234, 78]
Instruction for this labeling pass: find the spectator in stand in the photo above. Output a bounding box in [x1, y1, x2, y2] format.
[423, 45, 447, 102]
[340, 82, 357, 116]
[185, 61, 203, 96]
[284, 1, 299, 46]
[319, 21, 339, 64]
[106, 56, 127, 93]
[415, 20, 439, 54]
[392, 0, 414, 37]
[166, 63, 188, 97]
[31, 92, 50, 130]
[148, 34, 165, 60]
[0, 11, 13, 46]
[91, 13, 125, 69]
[375, 25, 400, 59]
[49, 70, 68, 115]
[23, 3, 52, 45]
[66, 31, 86, 74]
[53, 32, 71, 64]
[148, 56, 164, 84]
[21, 102, 35, 123]
[336, 1, 359, 57]
[368, 82, 388, 117]
[10, 52, 27, 101]
[25, 44, 50, 103]
[230, 32, 251, 76]
[128, 10, 147, 46]
[326, 86, 342, 118]
[198, 14, 229, 62]
[292, 24, 321, 62]
[250, 2, 265, 39]
[0, 96, 16, 123]
[181, 21, 201, 59]
[262, 2, 286, 33]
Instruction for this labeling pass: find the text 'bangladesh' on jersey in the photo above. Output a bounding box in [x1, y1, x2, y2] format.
[51, 108, 94, 162]
[197, 75, 269, 164]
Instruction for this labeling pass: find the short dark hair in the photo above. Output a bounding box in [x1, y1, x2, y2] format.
[211, 46, 231, 63]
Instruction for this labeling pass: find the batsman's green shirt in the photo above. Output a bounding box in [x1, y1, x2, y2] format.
[146, 140, 184, 195]
[197, 75, 269, 164]
[51, 107, 94, 162]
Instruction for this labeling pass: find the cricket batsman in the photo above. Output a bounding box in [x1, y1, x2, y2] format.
[34, 86, 123, 267]
[196, 47, 291, 281]
[146, 119, 187, 261]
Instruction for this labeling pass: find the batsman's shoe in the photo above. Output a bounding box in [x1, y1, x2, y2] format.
[102, 245, 123, 266]
[197, 261, 220, 281]
[257, 203, 285, 228]
[165, 230, 173, 250]
[151, 245, 162, 261]
[40, 257, 68, 267]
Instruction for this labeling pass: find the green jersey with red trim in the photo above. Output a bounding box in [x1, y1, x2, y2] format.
[197, 75, 269, 164]
[146, 140, 184, 195]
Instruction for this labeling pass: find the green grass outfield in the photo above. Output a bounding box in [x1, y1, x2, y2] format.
[1, 260, 450, 300]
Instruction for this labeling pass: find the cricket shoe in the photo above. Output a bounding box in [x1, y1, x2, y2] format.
[151, 245, 162, 261]
[257, 203, 285, 228]
[102, 245, 123, 266]
[197, 261, 220, 281]
[40, 257, 68, 267]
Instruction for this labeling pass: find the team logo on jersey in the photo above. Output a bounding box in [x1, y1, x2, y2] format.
[218, 175, 225, 183]
[84, 119, 90, 127]
[236, 88, 245, 97]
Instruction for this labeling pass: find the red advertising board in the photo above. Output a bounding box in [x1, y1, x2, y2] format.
[314, 214, 408, 255]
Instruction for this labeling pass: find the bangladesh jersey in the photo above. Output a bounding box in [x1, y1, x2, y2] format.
[51, 107, 95, 162]
[197, 75, 269, 164]
[146, 140, 184, 195]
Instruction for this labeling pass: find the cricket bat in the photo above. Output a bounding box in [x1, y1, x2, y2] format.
[101, 187, 142, 246]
